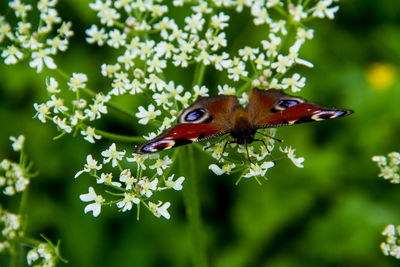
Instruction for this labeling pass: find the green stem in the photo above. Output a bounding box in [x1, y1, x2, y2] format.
[94, 128, 144, 143]
[192, 63, 206, 87]
[180, 146, 208, 267]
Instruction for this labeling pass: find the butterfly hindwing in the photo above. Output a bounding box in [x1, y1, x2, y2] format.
[247, 88, 353, 129]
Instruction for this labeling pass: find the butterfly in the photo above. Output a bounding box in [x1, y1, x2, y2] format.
[134, 88, 353, 154]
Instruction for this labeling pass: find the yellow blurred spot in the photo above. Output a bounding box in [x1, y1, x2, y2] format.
[366, 62, 397, 92]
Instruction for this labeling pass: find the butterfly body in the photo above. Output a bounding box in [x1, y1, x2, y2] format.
[135, 88, 353, 154]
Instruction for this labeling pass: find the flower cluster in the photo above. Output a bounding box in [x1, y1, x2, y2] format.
[33, 75, 110, 143]
[0, 0, 73, 72]
[25, 0, 339, 184]
[0, 207, 22, 252]
[372, 152, 400, 184]
[381, 224, 400, 259]
[26, 238, 66, 266]
[0, 135, 32, 195]
[76, 143, 184, 219]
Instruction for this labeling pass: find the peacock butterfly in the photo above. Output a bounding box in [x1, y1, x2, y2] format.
[134, 88, 353, 154]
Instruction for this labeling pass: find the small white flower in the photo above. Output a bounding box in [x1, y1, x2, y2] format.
[149, 156, 172, 175]
[271, 55, 294, 73]
[184, 13, 205, 33]
[164, 174, 185, 191]
[46, 77, 60, 94]
[80, 187, 105, 217]
[116, 193, 140, 212]
[312, 0, 339, 19]
[209, 163, 236, 175]
[1, 45, 23, 64]
[86, 24, 108, 46]
[68, 73, 88, 92]
[149, 201, 170, 219]
[217, 84, 236, 95]
[211, 12, 229, 30]
[29, 49, 56, 73]
[97, 173, 121, 187]
[193, 85, 209, 98]
[243, 161, 275, 178]
[228, 59, 248, 81]
[75, 154, 102, 178]
[101, 143, 126, 167]
[280, 146, 305, 168]
[119, 169, 136, 190]
[9, 135, 25, 152]
[136, 104, 161, 125]
[261, 33, 281, 57]
[239, 46, 259, 61]
[53, 116, 72, 133]
[372, 155, 387, 166]
[81, 126, 102, 143]
[138, 177, 158, 198]
[282, 73, 306, 92]
[46, 95, 68, 113]
[289, 4, 308, 22]
[107, 29, 126, 48]
[127, 153, 148, 170]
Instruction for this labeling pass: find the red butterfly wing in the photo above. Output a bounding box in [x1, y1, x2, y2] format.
[135, 95, 241, 153]
[246, 88, 353, 129]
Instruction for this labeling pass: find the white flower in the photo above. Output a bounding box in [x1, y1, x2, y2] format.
[282, 73, 306, 92]
[164, 174, 185, 191]
[46, 77, 60, 94]
[147, 56, 167, 73]
[52, 116, 72, 133]
[80, 187, 105, 217]
[86, 24, 108, 46]
[239, 46, 259, 61]
[29, 49, 56, 73]
[149, 156, 172, 175]
[46, 95, 68, 113]
[280, 146, 305, 168]
[97, 173, 121, 187]
[228, 60, 248, 81]
[136, 104, 161, 125]
[68, 73, 88, 92]
[75, 154, 102, 178]
[289, 4, 307, 22]
[138, 177, 158, 198]
[116, 193, 140, 212]
[261, 33, 281, 57]
[271, 55, 294, 73]
[312, 0, 339, 19]
[217, 84, 236, 95]
[107, 29, 126, 48]
[149, 201, 170, 219]
[243, 161, 275, 178]
[184, 13, 205, 33]
[127, 153, 148, 170]
[101, 143, 126, 167]
[81, 126, 102, 143]
[2, 45, 23, 64]
[209, 163, 236, 175]
[9, 135, 25, 151]
[211, 12, 229, 30]
[119, 169, 136, 190]
[9, 0, 32, 18]
[193, 85, 209, 98]
[372, 155, 387, 166]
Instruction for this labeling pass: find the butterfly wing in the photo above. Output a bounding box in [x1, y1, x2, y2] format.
[135, 95, 241, 153]
[246, 88, 354, 129]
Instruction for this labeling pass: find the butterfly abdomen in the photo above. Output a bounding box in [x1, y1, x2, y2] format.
[231, 111, 256, 144]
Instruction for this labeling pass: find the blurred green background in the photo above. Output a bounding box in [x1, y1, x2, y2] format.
[1, 0, 400, 266]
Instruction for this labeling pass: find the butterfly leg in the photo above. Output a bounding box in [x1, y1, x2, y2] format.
[257, 131, 284, 143]
[245, 144, 253, 164]
[254, 138, 276, 163]
[217, 140, 233, 163]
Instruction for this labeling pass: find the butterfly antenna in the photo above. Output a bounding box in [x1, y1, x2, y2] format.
[204, 135, 230, 150]
[257, 131, 284, 143]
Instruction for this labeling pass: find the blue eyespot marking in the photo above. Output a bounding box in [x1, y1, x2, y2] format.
[185, 108, 206, 121]
[278, 99, 299, 108]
